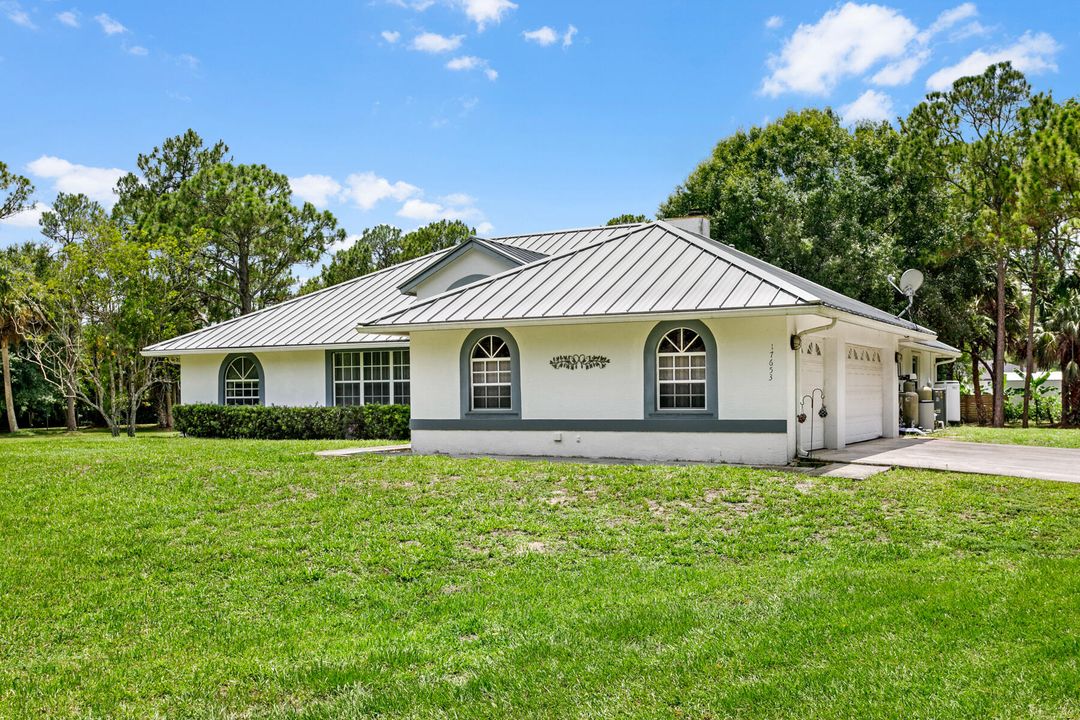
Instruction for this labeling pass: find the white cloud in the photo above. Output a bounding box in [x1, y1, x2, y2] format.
[286, 169, 489, 228]
[396, 190, 488, 228]
[290, 175, 343, 208]
[762, 3, 917, 96]
[0, 202, 49, 228]
[55, 9, 78, 27]
[925, 31, 1061, 91]
[917, 2, 977, 44]
[765, 15, 783, 30]
[523, 26, 558, 46]
[381, 30, 401, 43]
[446, 55, 480, 70]
[3, 2, 35, 29]
[411, 32, 463, 53]
[440, 192, 476, 206]
[397, 198, 445, 220]
[177, 53, 199, 69]
[388, 0, 435, 10]
[871, 49, 930, 86]
[840, 89, 894, 124]
[524, 24, 577, 48]
[26, 156, 125, 204]
[94, 13, 126, 35]
[342, 172, 419, 210]
[398, 197, 484, 224]
[127, 45, 149, 56]
[459, 0, 516, 31]
[949, 21, 992, 42]
[562, 25, 577, 48]
[446, 55, 498, 80]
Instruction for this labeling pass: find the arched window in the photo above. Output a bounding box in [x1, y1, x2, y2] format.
[656, 327, 707, 410]
[470, 334, 513, 410]
[221, 354, 263, 405]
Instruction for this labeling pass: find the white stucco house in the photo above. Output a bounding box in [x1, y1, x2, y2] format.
[144, 218, 960, 465]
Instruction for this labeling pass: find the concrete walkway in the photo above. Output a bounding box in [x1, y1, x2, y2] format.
[814, 437, 1080, 483]
[316, 443, 411, 458]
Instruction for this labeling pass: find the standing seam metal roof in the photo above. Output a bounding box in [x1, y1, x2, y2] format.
[364, 222, 816, 327]
[142, 223, 643, 353]
[363, 221, 932, 334]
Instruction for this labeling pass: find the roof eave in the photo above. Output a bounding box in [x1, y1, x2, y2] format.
[141, 338, 410, 357]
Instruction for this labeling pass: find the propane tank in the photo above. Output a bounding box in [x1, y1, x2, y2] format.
[902, 391, 919, 426]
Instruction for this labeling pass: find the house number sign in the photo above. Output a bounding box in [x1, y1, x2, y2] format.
[549, 354, 611, 370]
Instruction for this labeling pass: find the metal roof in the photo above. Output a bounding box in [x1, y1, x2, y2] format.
[482, 238, 548, 264]
[143, 223, 641, 355]
[364, 221, 934, 334]
[902, 338, 962, 356]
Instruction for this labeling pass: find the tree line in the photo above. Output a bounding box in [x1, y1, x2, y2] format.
[0, 132, 473, 434]
[660, 63, 1079, 428]
[2, 61, 1078, 434]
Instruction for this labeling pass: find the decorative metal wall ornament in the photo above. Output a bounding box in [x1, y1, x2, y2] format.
[549, 354, 611, 370]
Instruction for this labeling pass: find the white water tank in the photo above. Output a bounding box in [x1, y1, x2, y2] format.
[934, 381, 961, 423]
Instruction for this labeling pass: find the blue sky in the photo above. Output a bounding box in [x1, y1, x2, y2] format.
[2, 0, 1078, 263]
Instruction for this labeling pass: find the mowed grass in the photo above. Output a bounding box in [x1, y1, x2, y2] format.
[941, 424, 1080, 448]
[1, 434, 1079, 719]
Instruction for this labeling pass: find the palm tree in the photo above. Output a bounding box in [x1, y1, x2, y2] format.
[1036, 291, 1080, 426]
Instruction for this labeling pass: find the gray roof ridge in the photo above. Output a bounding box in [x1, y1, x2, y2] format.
[479, 237, 548, 261]
[490, 221, 646, 242]
[362, 222, 655, 326]
[143, 245, 455, 352]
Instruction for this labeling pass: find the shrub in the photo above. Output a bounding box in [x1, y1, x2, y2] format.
[173, 404, 410, 441]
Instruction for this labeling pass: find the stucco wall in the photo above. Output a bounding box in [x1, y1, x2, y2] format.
[409, 317, 791, 421]
[261, 350, 327, 406]
[179, 353, 225, 404]
[179, 349, 327, 406]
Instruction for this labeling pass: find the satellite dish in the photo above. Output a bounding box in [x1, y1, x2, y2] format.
[899, 268, 924, 296]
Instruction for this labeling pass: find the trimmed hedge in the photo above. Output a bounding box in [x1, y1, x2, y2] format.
[173, 404, 410, 441]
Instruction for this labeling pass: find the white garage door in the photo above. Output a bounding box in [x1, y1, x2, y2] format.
[845, 345, 883, 444]
[799, 338, 825, 451]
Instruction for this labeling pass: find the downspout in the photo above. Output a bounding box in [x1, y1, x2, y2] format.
[791, 318, 838, 459]
[935, 357, 957, 377]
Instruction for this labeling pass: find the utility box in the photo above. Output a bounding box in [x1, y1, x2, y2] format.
[934, 381, 961, 423]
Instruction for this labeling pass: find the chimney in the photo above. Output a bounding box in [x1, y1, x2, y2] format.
[665, 213, 711, 239]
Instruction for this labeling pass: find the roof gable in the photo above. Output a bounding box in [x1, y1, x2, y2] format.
[396, 237, 543, 296]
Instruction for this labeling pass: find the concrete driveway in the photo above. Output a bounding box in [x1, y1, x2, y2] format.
[814, 437, 1080, 483]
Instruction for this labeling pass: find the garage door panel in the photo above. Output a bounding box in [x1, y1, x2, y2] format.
[799, 338, 825, 451]
[845, 345, 883, 444]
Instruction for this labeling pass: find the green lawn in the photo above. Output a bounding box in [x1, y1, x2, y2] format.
[941, 424, 1080, 448]
[1, 434, 1078, 719]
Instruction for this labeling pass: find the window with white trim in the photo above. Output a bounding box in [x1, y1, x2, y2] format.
[656, 327, 706, 410]
[224, 356, 262, 405]
[470, 335, 512, 410]
[332, 350, 410, 405]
